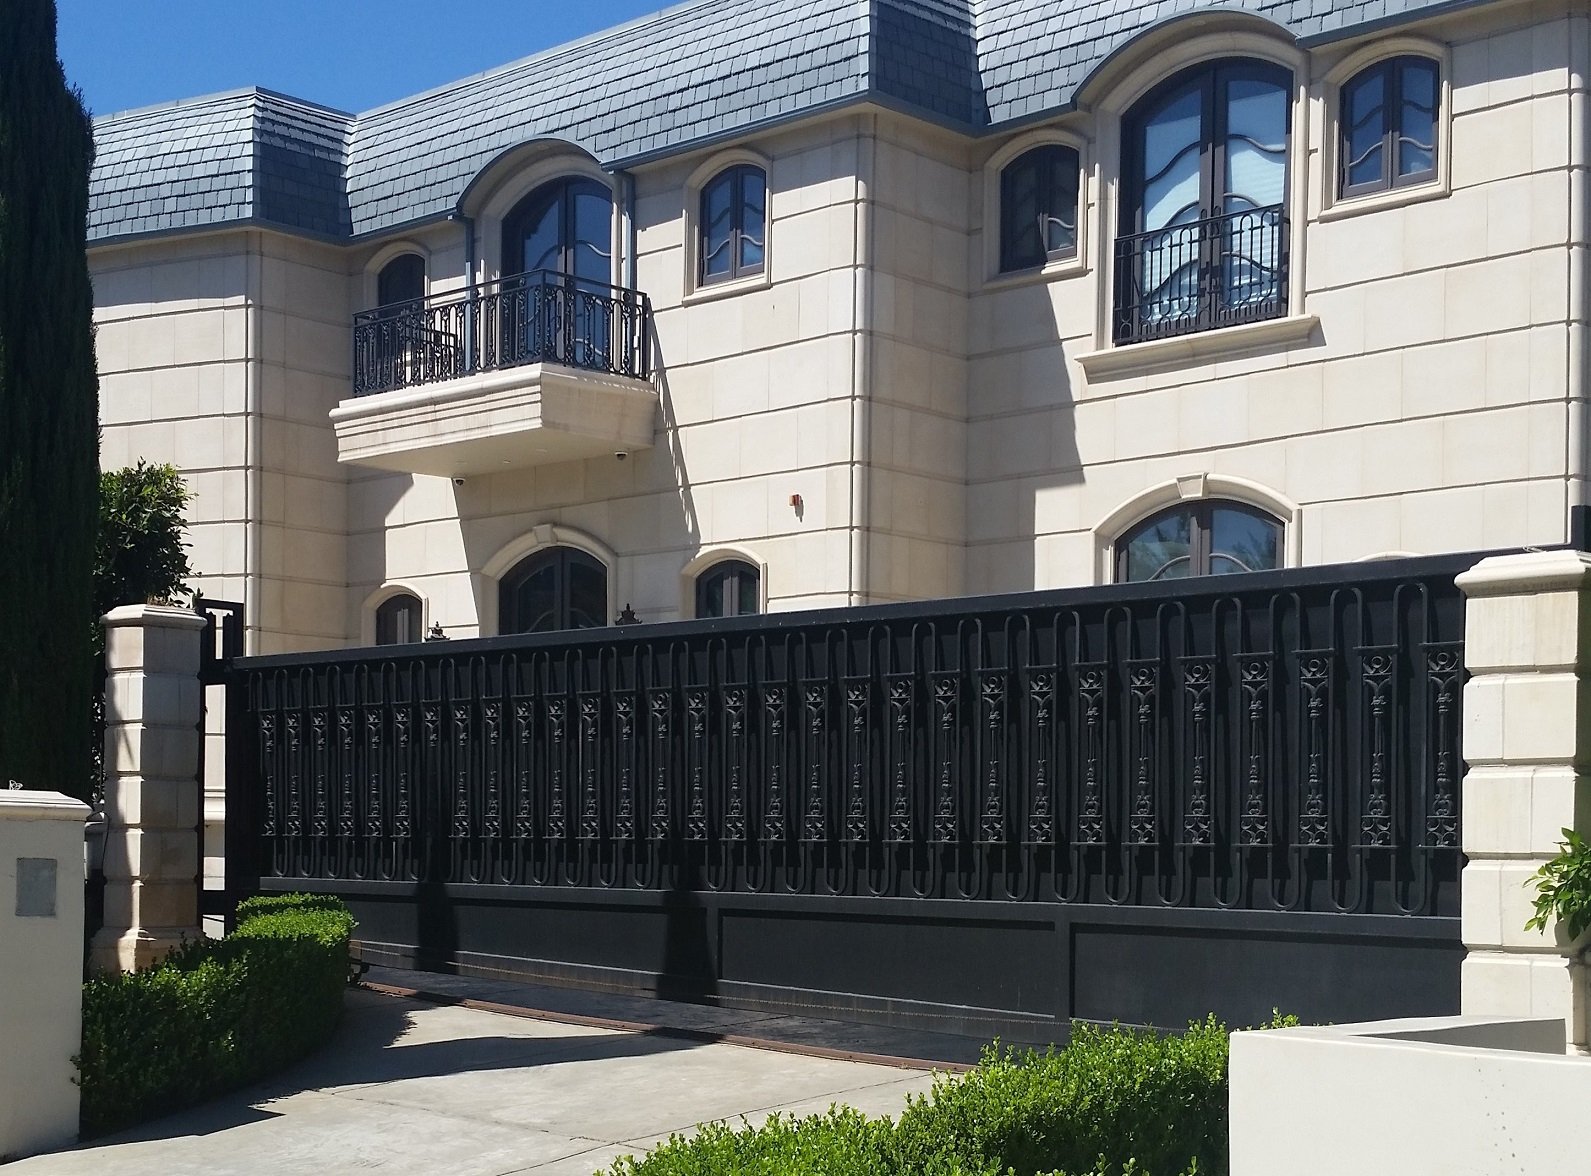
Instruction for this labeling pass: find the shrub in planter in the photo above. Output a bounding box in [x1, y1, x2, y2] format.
[77, 893, 353, 1137]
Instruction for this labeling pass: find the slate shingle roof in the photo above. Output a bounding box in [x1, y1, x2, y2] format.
[87, 0, 1471, 246]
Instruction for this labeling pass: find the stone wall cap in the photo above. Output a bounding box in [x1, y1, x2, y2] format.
[0, 789, 92, 821]
[1455, 550, 1591, 597]
[102, 603, 210, 630]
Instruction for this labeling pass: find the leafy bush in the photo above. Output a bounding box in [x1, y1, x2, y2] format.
[95, 461, 194, 620]
[601, 1016, 1294, 1176]
[1527, 828, 1591, 940]
[77, 893, 353, 1137]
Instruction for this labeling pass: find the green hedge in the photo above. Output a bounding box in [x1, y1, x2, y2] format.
[605, 1015, 1295, 1176]
[77, 893, 354, 1138]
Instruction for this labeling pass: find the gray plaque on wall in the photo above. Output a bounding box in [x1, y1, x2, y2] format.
[15, 857, 57, 918]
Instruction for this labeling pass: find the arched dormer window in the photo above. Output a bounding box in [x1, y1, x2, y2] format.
[999, 145, 1080, 273]
[1117, 500, 1282, 582]
[1116, 58, 1292, 343]
[499, 546, 608, 634]
[696, 559, 760, 618]
[700, 165, 766, 285]
[376, 253, 425, 309]
[374, 592, 423, 645]
[1339, 56, 1440, 199]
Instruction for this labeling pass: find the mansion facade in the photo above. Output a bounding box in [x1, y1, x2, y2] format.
[88, 0, 1589, 655]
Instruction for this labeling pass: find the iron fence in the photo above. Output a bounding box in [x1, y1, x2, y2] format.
[1114, 204, 1288, 345]
[351, 271, 653, 396]
[226, 556, 1467, 918]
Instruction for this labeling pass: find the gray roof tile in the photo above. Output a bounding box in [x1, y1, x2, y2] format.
[89, 0, 1468, 245]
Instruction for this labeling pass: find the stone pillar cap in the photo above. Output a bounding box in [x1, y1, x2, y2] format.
[1455, 549, 1591, 598]
[101, 603, 209, 631]
[0, 790, 92, 821]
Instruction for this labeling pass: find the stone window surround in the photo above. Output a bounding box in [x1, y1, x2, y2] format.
[1092, 473, 1302, 585]
[679, 545, 769, 618]
[360, 581, 430, 646]
[470, 148, 622, 289]
[681, 147, 776, 305]
[1318, 35, 1454, 222]
[361, 239, 434, 315]
[477, 523, 617, 637]
[979, 126, 1094, 290]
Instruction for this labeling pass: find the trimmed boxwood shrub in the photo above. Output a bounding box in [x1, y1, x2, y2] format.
[603, 1015, 1295, 1176]
[77, 893, 354, 1137]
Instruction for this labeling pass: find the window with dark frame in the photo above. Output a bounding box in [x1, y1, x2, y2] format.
[500, 547, 609, 634]
[999, 144, 1081, 273]
[1115, 58, 1292, 344]
[376, 253, 425, 309]
[696, 559, 760, 618]
[1339, 56, 1440, 199]
[700, 165, 766, 285]
[1116, 501, 1283, 583]
[374, 592, 423, 645]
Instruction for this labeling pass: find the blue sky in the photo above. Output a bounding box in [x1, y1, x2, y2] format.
[58, 0, 670, 118]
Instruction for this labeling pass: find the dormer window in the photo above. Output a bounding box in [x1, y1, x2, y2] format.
[700, 165, 766, 285]
[1339, 56, 1440, 199]
[999, 145, 1080, 273]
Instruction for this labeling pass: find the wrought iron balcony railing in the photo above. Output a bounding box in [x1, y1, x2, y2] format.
[1113, 204, 1289, 346]
[351, 271, 653, 397]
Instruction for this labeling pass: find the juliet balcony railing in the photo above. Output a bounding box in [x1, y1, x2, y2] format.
[1113, 204, 1288, 346]
[352, 271, 654, 397]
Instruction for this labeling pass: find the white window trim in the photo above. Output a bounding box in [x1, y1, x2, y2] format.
[1318, 36, 1453, 222]
[679, 545, 769, 619]
[478, 523, 617, 636]
[1089, 31, 1312, 359]
[681, 147, 774, 303]
[473, 150, 619, 287]
[979, 125, 1094, 289]
[361, 241, 431, 313]
[360, 582, 430, 647]
[1093, 474, 1301, 585]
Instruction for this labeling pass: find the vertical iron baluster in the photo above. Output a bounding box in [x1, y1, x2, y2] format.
[931, 674, 958, 843]
[649, 692, 671, 841]
[1358, 649, 1397, 847]
[513, 700, 535, 839]
[1238, 657, 1271, 845]
[546, 697, 567, 840]
[763, 686, 787, 841]
[1424, 646, 1462, 848]
[978, 672, 1006, 844]
[615, 695, 636, 841]
[723, 687, 747, 842]
[686, 689, 710, 841]
[1127, 663, 1158, 845]
[887, 676, 914, 843]
[1074, 666, 1106, 846]
[1297, 653, 1333, 847]
[1180, 659, 1214, 845]
[845, 679, 870, 843]
[483, 700, 503, 843]
[1026, 671, 1055, 844]
[803, 684, 827, 842]
[579, 694, 602, 840]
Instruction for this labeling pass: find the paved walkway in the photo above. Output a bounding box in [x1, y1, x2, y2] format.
[13, 988, 941, 1176]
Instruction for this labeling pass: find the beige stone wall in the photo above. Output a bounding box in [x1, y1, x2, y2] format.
[965, 2, 1587, 593]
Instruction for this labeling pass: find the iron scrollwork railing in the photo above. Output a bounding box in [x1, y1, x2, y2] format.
[351, 271, 654, 397]
[230, 555, 1471, 916]
[1113, 204, 1288, 345]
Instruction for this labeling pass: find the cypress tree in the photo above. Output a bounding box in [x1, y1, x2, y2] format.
[0, 0, 100, 797]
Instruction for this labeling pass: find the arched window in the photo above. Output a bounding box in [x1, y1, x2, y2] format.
[374, 592, 423, 645]
[1116, 58, 1292, 343]
[999, 145, 1080, 273]
[1117, 501, 1282, 582]
[696, 560, 760, 618]
[376, 253, 425, 308]
[500, 547, 608, 634]
[1339, 56, 1440, 198]
[700, 165, 766, 285]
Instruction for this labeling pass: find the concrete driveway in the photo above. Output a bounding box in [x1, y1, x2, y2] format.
[12, 988, 940, 1176]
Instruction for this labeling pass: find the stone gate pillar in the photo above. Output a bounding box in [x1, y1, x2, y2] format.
[89, 603, 206, 973]
[1457, 549, 1591, 1051]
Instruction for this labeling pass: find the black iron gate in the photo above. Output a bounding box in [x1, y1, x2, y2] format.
[216, 555, 1470, 1039]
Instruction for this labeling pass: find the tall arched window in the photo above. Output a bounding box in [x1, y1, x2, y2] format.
[700, 165, 766, 285]
[376, 253, 425, 308]
[1339, 56, 1440, 198]
[502, 177, 613, 283]
[999, 144, 1080, 273]
[1117, 501, 1282, 582]
[696, 560, 760, 618]
[501, 177, 614, 368]
[499, 547, 608, 634]
[375, 592, 423, 645]
[1116, 58, 1292, 343]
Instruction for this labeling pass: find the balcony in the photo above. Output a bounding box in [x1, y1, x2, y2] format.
[1112, 205, 1288, 346]
[332, 272, 656, 477]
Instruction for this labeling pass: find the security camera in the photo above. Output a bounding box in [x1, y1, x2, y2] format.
[614, 451, 629, 462]
[452, 476, 466, 486]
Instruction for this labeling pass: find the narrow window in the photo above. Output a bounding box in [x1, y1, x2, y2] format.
[1117, 502, 1282, 583]
[375, 593, 423, 645]
[377, 253, 425, 308]
[696, 560, 760, 618]
[999, 144, 1080, 273]
[1339, 56, 1440, 199]
[700, 165, 766, 285]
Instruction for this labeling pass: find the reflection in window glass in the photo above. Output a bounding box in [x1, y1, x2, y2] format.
[500, 547, 609, 634]
[699, 166, 766, 285]
[998, 145, 1080, 273]
[1339, 56, 1440, 197]
[375, 593, 423, 645]
[696, 560, 761, 618]
[1118, 502, 1283, 583]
